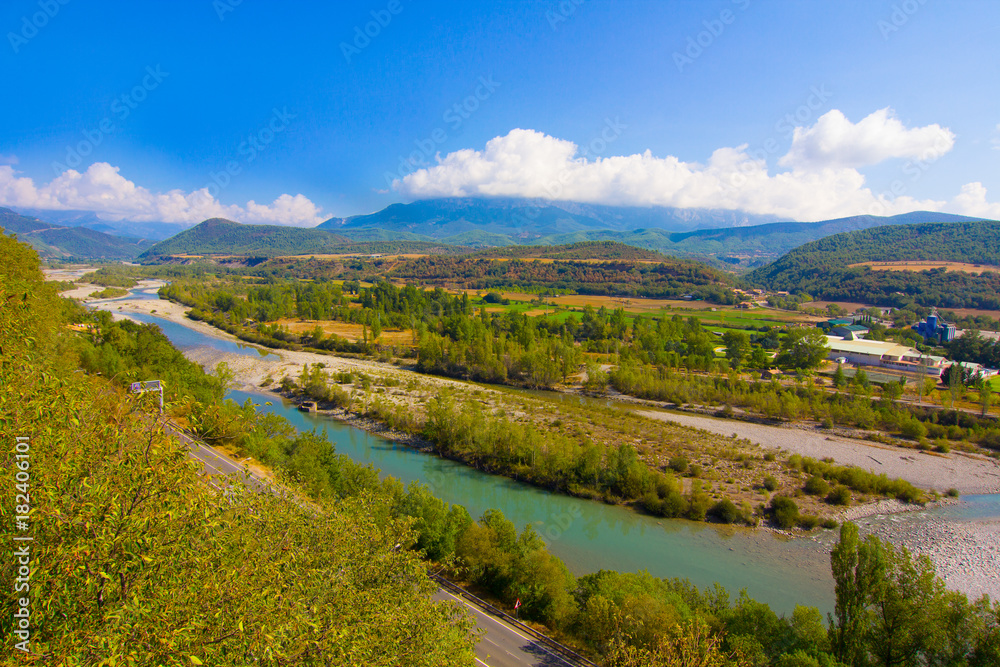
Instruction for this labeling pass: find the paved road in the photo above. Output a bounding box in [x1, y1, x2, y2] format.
[164, 421, 586, 666]
[163, 420, 270, 492]
[433, 589, 580, 667]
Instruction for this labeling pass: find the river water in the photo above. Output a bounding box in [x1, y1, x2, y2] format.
[112, 299, 845, 614]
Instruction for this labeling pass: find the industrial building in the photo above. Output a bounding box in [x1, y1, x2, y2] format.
[825, 337, 945, 376]
[912, 314, 957, 343]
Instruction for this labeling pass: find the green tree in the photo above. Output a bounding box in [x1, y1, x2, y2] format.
[749, 346, 771, 369]
[777, 328, 830, 370]
[723, 331, 751, 369]
[980, 381, 993, 417]
[829, 521, 980, 667]
[832, 364, 846, 389]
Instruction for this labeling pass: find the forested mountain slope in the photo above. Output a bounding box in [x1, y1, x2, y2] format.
[0, 207, 154, 260]
[140, 217, 354, 257]
[750, 220, 1000, 310]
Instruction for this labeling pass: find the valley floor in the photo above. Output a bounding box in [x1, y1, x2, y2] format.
[91, 284, 1000, 604]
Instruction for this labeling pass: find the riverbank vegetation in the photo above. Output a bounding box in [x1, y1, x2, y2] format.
[284, 361, 929, 528]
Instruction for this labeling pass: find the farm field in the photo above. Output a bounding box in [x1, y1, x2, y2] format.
[473, 291, 808, 329]
[850, 261, 1000, 274]
[274, 318, 414, 345]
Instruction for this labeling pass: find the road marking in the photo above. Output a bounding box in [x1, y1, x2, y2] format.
[438, 588, 578, 667]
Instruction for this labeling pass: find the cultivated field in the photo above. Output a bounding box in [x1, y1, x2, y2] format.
[275, 318, 414, 345]
[850, 261, 1000, 274]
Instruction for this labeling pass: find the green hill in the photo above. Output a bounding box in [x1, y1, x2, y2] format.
[139, 218, 354, 258]
[749, 220, 1000, 310]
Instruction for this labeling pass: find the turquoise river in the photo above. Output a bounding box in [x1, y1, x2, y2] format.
[118, 304, 845, 614]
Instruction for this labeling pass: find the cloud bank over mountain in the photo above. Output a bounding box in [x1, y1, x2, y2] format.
[395, 109, 999, 222]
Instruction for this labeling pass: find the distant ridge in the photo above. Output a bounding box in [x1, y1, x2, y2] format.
[10, 206, 188, 241]
[317, 197, 789, 239]
[134, 198, 988, 269]
[315, 198, 983, 267]
[139, 218, 473, 259]
[0, 207, 154, 260]
[140, 218, 351, 258]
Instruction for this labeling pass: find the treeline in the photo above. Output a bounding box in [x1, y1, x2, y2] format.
[387, 255, 741, 301]
[947, 329, 1000, 368]
[160, 277, 785, 389]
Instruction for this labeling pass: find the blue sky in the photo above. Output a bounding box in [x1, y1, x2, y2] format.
[1, 0, 998, 225]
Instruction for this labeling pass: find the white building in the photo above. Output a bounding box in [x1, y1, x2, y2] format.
[825, 337, 944, 376]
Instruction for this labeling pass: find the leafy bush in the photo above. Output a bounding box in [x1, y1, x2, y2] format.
[900, 416, 927, 440]
[708, 499, 743, 524]
[687, 492, 713, 521]
[668, 456, 689, 473]
[770, 496, 800, 530]
[763, 475, 779, 491]
[798, 515, 820, 530]
[803, 475, 831, 496]
[826, 485, 851, 506]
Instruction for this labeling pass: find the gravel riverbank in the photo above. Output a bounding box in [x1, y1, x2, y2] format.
[854, 509, 1000, 602]
[636, 408, 1000, 495]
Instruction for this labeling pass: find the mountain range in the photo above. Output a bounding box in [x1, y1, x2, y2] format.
[319, 199, 983, 267]
[9, 207, 189, 241]
[0, 208, 155, 260]
[7, 197, 991, 266]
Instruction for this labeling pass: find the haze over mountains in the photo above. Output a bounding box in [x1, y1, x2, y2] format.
[3, 197, 989, 266]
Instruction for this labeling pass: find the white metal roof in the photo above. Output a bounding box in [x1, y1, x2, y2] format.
[825, 336, 917, 358]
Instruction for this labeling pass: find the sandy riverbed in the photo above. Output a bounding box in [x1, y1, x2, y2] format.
[636, 409, 1000, 496]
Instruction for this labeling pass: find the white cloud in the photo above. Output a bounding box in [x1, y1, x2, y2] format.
[951, 182, 1000, 219]
[0, 162, 325, 227]
[394, 115, 997, 221]
[779, 108, 955, 170]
